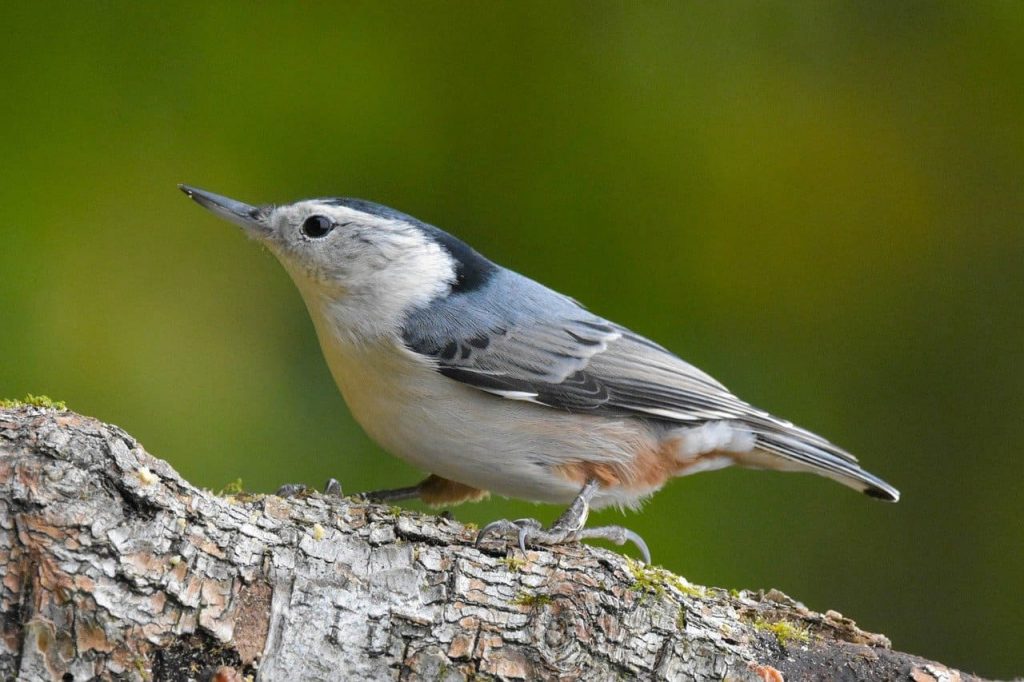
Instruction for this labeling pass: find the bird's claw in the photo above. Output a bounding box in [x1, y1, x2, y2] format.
[579, 525, 652, 564]
[275, 478, 344, 499]
[476, 517, 652, 564]
[475, 517, 570, 554]
[275, 482, 308, 498]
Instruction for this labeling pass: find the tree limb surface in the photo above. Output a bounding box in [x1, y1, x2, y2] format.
[0, 406, 983, 682]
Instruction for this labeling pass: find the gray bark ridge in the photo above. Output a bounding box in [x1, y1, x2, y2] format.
[0, 405, 981, 681]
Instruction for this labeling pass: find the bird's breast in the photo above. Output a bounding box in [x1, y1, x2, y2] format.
[313, 335, 668, 507]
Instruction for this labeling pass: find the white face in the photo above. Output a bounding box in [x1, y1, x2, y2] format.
[183, 187, 458, 343]
[262, 200, 458, 343]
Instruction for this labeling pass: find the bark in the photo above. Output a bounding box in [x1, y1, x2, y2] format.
[0, 405, 983, 682]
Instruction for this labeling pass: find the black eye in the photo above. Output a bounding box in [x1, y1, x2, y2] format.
[301, 215, 334, 238]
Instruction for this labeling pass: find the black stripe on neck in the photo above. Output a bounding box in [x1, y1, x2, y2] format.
[324, 198, 496, 294]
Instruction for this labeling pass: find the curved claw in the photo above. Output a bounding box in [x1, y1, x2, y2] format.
[475, 518, 544, 553]
[578, 525, 652, 564]
[323, 478, 343, 497]
[517, 525, 530, 554]
[623, 529, 652, 565]
[475, 519, 518, 547]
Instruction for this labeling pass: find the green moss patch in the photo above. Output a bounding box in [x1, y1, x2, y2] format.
[754, 617, 811, 647]
[624, 556, 708, 600]
[512, 590, 553, 608]
[0, 394, 67, 410]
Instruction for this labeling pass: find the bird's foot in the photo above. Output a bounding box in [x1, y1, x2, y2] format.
[475, 517, 651, 563]
[475, 479, 651, 563]
[274, 483, 307, 498]
[578, 525, 651, 564]
[475, 517, 546, 553]
[323, 477, 343, 497]
[275, 478, 344, 498]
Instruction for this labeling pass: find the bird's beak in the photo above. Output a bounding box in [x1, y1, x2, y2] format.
[179, 184, 269, 237]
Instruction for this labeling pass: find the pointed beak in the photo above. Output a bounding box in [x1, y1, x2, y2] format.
[179, 184, 268, 237]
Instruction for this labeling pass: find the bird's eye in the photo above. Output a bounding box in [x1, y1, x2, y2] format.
[301, 215, 334, 238]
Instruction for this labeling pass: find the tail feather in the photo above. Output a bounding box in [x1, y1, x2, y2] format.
[752, 428, 900, 502]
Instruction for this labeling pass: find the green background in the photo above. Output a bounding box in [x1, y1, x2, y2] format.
[2, 3, 1021, 677]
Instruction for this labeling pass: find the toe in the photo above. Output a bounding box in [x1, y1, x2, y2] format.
[517, 525, 530, 554]
[275, 483, 307, 498]
[476, 519, 515, 545]
[625, 530, 652, 564]
[578, 525, 652, 564]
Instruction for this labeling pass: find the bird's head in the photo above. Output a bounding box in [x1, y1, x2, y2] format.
[180, 185, 494, 341]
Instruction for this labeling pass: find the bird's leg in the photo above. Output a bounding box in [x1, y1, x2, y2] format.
[275, 479, 419, 501]
[476, 480, 651, 563]
[358, 483, 423, 502]
[277, 474, 486, 507]
[362, 474, 489, 507]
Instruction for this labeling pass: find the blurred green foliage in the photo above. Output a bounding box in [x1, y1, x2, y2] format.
[1, 2, 1021, 676]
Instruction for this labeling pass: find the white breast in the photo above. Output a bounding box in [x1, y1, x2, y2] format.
[313, 330, 658, 507]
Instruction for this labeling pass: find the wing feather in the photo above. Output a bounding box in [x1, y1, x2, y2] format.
[400, 269, 864, 470]
[402, 272, 776, 424]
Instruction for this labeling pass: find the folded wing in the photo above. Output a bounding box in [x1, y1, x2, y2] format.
[400, 270, 898, 501]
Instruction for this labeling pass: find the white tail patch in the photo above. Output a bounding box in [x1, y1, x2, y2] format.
[675, 421, 757, 458]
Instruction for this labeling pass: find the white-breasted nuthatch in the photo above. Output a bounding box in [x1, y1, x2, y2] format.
[181, 185, 899, 562]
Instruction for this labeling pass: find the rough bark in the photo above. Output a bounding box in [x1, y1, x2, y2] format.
[0, 405, 983, 682]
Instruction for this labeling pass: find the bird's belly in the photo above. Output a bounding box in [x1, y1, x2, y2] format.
[321, 341, 655, 505]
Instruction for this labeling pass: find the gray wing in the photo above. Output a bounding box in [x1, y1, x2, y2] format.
[401, 269, 784, 426]
[400, 269, 901, 499]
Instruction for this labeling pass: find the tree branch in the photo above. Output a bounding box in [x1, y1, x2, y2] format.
[0, 405, 982, 681]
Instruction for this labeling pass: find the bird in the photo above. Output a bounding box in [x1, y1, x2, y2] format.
[180, 184, 899, 563]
